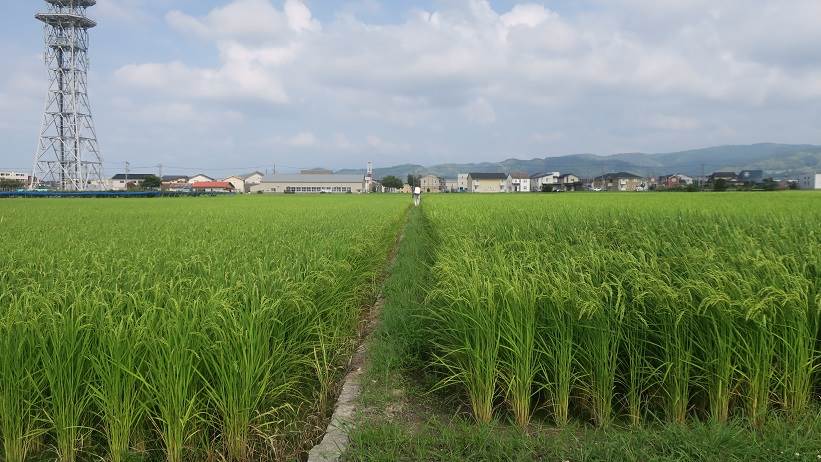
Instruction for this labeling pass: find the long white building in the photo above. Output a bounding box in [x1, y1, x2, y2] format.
[0, 171, 30, 183]
[250, 174, 366, 194]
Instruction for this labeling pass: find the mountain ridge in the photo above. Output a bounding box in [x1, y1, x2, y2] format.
[337, 143, 821, 179]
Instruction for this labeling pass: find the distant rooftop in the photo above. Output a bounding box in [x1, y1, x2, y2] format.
[112, 174, 154, 181]
[260, 174, 364, 183]
[469, 172, 507, 180]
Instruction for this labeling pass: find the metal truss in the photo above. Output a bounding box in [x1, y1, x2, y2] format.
[32, 0, 104, 191]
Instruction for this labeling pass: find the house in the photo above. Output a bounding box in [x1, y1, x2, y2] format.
[658, 174, 694, 189]
[798, 173, 821, 190]
[162, 182, 193, 193]
[419, 175, 445, 193]
[467, 173, 508, 193]
[557, 173, 582, 191]
[457, 173, 470, 192]
[250, 174, 366, 194]
[188, 174, 215, 184]
[594, 172, 647, 191]
[191, 181, 235, 193]
[531, 172, 561, 191]
[444, 179, 459, 192]
[738, 170, 764, 185]
[110, 173, 155, 191]
[162, 175, 189, 184]
[223, 171, 265, 194]
[507, 172, 531, 192]
[709, 172, 738, 182]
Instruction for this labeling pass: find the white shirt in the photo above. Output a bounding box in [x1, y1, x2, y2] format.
[413, 186, 421, 195]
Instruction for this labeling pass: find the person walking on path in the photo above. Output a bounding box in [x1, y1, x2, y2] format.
[413, 185, 422, 206]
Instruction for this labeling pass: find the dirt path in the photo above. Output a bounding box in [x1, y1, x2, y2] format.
[307, 214, 407, 462]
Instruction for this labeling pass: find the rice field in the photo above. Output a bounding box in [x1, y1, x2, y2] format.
[0, 195, 408, 462]
[3, 191, 820, 461]
[421, 192, 821, 429]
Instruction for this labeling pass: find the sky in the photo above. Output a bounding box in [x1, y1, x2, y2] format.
[2, 0, 821, 175]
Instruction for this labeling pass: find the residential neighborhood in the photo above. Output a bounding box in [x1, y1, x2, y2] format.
[9, 165, 819, 196]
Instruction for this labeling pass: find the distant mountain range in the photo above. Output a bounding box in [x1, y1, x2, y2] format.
[338, 143, 821, 180]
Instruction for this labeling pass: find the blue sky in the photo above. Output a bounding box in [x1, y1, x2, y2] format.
[2, 0, 821, 176]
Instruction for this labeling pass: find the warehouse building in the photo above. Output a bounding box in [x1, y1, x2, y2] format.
[250, 174, 366, 194]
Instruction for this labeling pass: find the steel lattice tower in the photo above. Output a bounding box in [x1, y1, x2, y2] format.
[32, 0, 103, 191]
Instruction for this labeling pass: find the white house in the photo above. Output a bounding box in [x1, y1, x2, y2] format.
[109, 174, 155, 191]
[457, 173, 469, 192]
[508, 173, 531, 192]
[188, 174, 214, 184]
[223, 171, 264, 193]
[798, 173, 821, 190]
[530, 172, 560, 191]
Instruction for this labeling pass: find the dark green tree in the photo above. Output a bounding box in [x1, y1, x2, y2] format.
[713, 179, 728, 192]
[406, 174, 420, 188]
[381, 175, 403, 190]
[141, 175, 162, 189]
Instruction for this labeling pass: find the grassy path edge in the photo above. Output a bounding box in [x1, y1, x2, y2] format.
[307, 206, 412, 461]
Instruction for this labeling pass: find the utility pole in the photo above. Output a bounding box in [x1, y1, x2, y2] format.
[125, 161, 130, 184]
[157, 163, 163, 179]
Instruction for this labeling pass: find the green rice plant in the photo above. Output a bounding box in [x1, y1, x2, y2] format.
[737, 294, 776, 428]
[426, 252, 501, 424]
[695, 289, 736, 425]
[201, 291, 299, 461]
[142, 302, 205, 462]
[0, 300, 43, 462]
[89, 307, 146, 462]
[535, 275, 576, 427]
[658, 307, 693, 425]
[37, 292, 94, 462]
[577, 275, 623, 427]
[497, 257, 539, 428]
[621, 304, 650, 427]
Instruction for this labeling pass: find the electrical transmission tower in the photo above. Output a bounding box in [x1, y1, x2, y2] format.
[31, 0, 104, 191]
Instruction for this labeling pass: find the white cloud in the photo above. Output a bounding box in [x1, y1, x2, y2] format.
[114, 60, 288, 104]
[464, 98, 496, 125]
[288, 131, 318, 147]
[97, 0, 821, 166]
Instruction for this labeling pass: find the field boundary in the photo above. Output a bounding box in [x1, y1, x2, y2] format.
[307, 209, 409, 462]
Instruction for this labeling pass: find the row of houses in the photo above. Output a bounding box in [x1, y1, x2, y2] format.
[412, 169, 821, 193]
[102, 172, 265, 193]
[414, 172, 583, 193]
[103, 170, 373, 194]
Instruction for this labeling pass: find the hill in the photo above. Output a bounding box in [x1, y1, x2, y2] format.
[338, 143, 821, 179]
